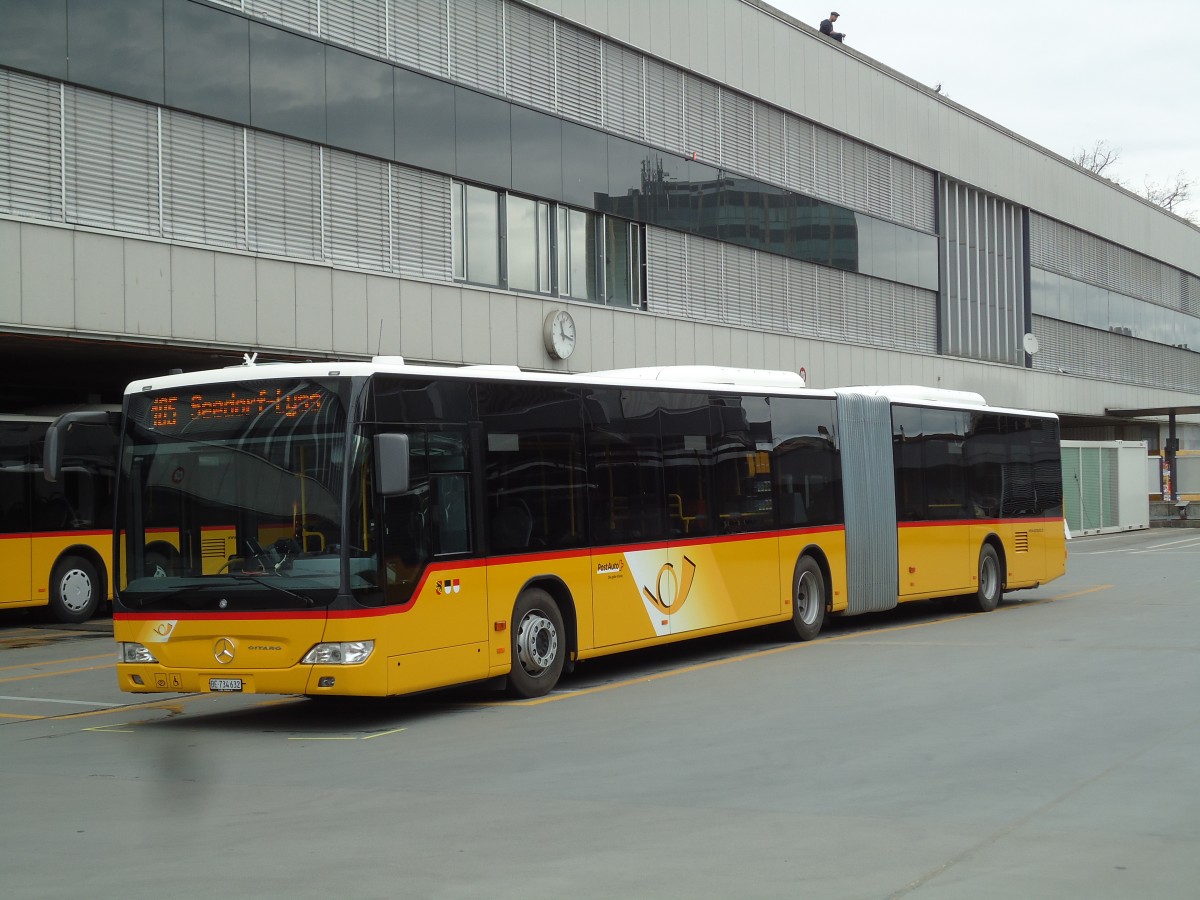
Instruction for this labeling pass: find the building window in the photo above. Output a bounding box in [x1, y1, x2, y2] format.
[605, 217, 643, 308]
[452, 182, 500, 286]
[557, 205, 599, 302]
[507, 195, 551, 293]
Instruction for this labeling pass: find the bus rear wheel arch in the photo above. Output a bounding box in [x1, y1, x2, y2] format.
[965, 542, 1004, 613]
[786, 553, 827, 641]
[507, 587, 566, 699]
[48, 554, 101, 624]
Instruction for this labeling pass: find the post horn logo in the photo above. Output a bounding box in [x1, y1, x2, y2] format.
[213, 638, 236, 665]
[642, 556, 697, 616]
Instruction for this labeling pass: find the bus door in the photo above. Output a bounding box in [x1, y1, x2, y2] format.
[0, 440, 32, 605]
[377, 428, 487, 665]
[587, 405, 670, 647]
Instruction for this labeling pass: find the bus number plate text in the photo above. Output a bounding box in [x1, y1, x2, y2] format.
[209, 678, 243, 692]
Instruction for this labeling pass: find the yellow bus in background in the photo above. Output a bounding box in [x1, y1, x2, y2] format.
[2, 413, 117, 622]
[69, 359, 1065, 699]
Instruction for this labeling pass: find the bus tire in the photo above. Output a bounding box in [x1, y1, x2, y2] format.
[507, 588, 565, 699]
[786, 555, 826, 641]
[49, 555, 100, 624]
[966, 544, 1002, 613]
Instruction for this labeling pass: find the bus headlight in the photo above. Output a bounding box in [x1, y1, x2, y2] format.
[119, 643, 159, 663]
[301, 641, 375, 665]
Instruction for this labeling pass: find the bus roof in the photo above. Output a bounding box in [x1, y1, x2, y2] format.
[123, 358, 837, 399]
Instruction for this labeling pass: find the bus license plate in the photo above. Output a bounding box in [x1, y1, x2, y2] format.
[209, 678, 243, 692]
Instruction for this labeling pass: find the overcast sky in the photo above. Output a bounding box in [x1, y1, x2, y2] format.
[767, 0, 1199, 219]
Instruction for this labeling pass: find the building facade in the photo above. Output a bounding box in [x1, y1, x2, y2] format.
[1, 0, 1198, 449]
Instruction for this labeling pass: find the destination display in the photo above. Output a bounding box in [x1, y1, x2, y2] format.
[141, 385, 332, 433]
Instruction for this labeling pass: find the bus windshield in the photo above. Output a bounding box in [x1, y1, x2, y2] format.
[117, 378, 361, 612]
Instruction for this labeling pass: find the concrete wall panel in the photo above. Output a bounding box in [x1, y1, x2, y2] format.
[398, 278, 433, 361]
[214, 253, 256, 347]
[254, 259, 296, 350]
[332, 270, 368, 356]
[611, 307, 636, 368]
[170, 246, 215, 341]
[21, 225, 73, 328]
[74, 232, 125, 334]
[366, 273, 402, 357]
[0, 221, 19, 323]
[459, 289, 491, 363]
[123, 241, 170, 337]
[295, 265, 334, 352]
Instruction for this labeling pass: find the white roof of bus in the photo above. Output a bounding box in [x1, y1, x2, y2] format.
[124, 359, 837, 398]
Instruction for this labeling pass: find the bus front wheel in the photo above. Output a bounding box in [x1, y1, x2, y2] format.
[966, 544, 1002, 613]
[49, 555, 100, 624]
[507, 588, 565, 699]
[786, 555, 826, 641]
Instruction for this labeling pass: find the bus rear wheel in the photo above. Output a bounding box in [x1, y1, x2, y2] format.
[49, 555, 100, 624]
[507, 588, 565, 699]
[965, 544, 1002, 613]
[786, 555, 826, 641]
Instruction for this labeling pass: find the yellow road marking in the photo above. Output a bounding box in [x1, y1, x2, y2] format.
[500, 583, 1114, 706]
[0, 652, 114, 673]
[0, 664, 113, 685]
[362, 727, 407, 740]
[82, 723, 135, 733]
[0, 712, 42, 720]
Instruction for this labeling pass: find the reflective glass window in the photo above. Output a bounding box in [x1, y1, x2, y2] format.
[511, 105, 562, 202]
[453, 184, 500, 286]
[165, 0, 250, 124]
[561, 121, 607, 209]
[249, 22, 326, 144]
[455, 88, 511, 190]
[0, 0, 67, 80]
[584, 388, 667, 544]
[395, 68, 454, 173]
[770, 397, 841, 527]
[605, 135, 649, 221]
[68, 0, 164, 104]
[327, 46, 393, 159]
[558, 206, 598, 301]
[507, 195, 551, 293]
[604, 217, 641, 308]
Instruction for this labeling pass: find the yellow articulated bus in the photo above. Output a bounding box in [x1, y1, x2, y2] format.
[53, 358, 1064, 699]
[1, 412, 117, 622]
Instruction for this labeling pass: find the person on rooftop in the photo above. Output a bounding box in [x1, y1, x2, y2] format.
[820, 11, 845, 42]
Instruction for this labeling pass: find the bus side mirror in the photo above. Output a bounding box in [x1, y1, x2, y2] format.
[374, 433, 411, 496]
[44, 411, 112, 483]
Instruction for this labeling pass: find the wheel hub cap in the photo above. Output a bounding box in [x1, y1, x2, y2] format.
[516, 611, 557, 675]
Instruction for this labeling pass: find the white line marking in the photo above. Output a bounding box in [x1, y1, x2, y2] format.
[0, 694, 113, 707]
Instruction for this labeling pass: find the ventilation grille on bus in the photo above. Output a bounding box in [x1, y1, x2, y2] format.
[1014, 532, 1029, 553]
[202, 538, 227, 559]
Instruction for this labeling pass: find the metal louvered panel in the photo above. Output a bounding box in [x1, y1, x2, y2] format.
[843, 269, 871, 342]
[865, 279, 895, 348]
[0, 71, 63, 222]
[893, 284, 937, 353]
[783, 117, 816, 197]
[393, 166, 451, 280]
[449, 0, 503, 91]
[246, 131, 322, 259]
[247, 0, 319, 34]
[65, 88, 159, 235]
[911, 165, 936, 233]
[753, 103, 786, 187]
[645, 59, 684, 153]
[686, 235, 723, 322]
[645, 226, 687, 318]
[555, 23, 602, 127]
[815, 266, 844, 340]
[1031, 315, 1200, 392]
[866, 147, 893, 222]
[720, 89, 754, 174]
[323, 0, 388, 56]
[785, 256, 818, 336]
[723, 243, 757, 327]
[506, 2, 555, 109]
[683, 74, 720, 164]
[841, 138, 868, 213]
[391, 0, 448, 76]
[835, 391, 898, 614]
[757, 251, 788, 333]
[812, 126, 841, 206]
[162, 110, 245, 249]
[325, 150, 390, 271]
[603, 42, 644, 141]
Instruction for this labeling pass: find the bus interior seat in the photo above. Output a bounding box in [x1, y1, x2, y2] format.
[492, 502, 533, 551]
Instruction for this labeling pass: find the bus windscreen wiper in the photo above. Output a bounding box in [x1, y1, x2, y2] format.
[229, 573, 315, 607]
